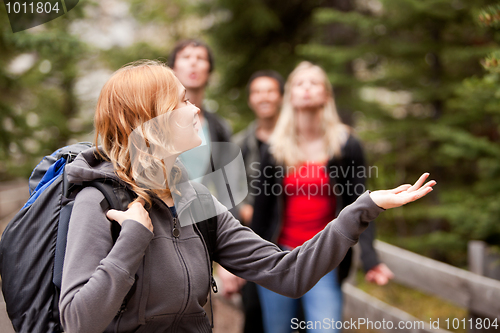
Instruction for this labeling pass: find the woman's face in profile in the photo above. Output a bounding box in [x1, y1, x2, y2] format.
[127, 78, 202, 190]
[290, 67, 328, 111]
[168, 81, 203, 153]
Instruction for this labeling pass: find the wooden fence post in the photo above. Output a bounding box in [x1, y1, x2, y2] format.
[467, 241, 498, 333]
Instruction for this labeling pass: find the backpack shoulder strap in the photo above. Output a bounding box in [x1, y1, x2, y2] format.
[190, 182, 218, 265]
[83, 179, 137, 319]
[53, 179, 132, 291]
[84, 179, 129, 243]
[53, 178, 136, 326]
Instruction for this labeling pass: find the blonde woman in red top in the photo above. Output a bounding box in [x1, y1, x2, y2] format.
[253, 61, 394, 333]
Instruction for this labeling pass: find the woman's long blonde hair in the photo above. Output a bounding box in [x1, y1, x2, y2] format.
[94, 60, 181, 207]
[270, 61, 350, 166]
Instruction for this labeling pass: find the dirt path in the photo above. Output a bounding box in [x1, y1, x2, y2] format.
[212, 295, 244, 333]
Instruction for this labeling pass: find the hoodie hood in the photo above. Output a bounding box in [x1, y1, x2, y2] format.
[65, 148, 117, 184]
[65, 147, 199, 213]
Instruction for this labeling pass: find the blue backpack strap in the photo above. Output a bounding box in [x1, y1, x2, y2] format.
[23, 157, 67, 209]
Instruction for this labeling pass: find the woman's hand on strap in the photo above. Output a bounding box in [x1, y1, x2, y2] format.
[369, 173, 436, 210]
[106, 199, 153, 233]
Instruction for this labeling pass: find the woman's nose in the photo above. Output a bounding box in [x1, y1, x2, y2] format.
[190, 102, 200, 114]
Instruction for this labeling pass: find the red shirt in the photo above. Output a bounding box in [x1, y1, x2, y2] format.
[278, 161, 337, 249]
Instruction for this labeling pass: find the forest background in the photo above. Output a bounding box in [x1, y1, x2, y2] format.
[1, 0, 500, 268]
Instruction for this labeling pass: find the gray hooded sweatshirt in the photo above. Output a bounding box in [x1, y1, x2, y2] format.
[59, 148, 384, 333]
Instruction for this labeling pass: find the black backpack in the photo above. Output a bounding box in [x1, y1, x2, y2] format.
[0, 143, 218, 333]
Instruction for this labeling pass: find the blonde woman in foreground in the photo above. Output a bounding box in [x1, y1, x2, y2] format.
[59, 60, 435, 333]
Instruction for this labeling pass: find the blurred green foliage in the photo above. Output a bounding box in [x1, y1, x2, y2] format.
[300, 0, 500, 266]
[199, 0, 340, 132]
[0, 1, 90, 180]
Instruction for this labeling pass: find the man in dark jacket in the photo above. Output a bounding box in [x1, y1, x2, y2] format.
[169, 39, 232, 144]
[169, 39, 233, 200]
[220, 70, 285, 333]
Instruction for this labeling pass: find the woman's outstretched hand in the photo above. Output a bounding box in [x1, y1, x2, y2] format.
[106, 199, 153, 233]
[369, 173, 436, 210]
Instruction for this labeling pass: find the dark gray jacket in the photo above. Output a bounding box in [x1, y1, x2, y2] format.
[59, 148, 384, 333]
[232, 121, 260, 208]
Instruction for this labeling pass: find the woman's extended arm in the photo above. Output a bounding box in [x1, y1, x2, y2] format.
[214, 173, 435, 298]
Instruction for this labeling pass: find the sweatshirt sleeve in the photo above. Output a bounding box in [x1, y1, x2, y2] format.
[59, 187, 153, 333]
[215, 191, 384, 298]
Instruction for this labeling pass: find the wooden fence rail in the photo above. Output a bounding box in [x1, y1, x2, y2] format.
[343, 283, 450, 333]
[374, 240, 500, 320]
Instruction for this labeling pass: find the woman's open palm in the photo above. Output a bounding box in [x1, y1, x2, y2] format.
[369, 173, 436, 210]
